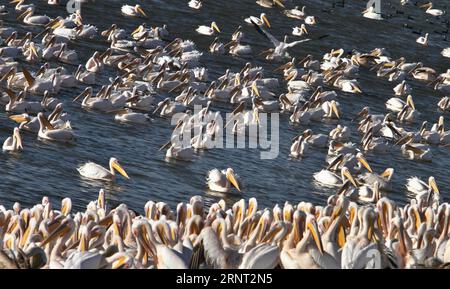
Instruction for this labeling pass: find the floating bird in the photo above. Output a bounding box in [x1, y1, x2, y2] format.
[77, 157, 130, 181]
[207, 168, 242, 193]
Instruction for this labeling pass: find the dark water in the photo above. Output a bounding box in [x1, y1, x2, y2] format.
[1, 0, 450, 214]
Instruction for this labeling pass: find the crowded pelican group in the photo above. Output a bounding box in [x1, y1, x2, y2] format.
[0, 0, 450, 269]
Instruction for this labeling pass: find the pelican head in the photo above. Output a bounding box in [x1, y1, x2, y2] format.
[13, 127, 23, 151]
[135, 5, 148, 17]
[210, 21, 220, 33]
[341, 166, 358, 187]
[109, 157, 130, 179]
[225, 168, 241, 192]
[306, 214, 324, 254]
[356, 152, 373, 173]
[428, 176, 439, 195]
[406, 95, 415, 110]
[260, 13, 271, 28]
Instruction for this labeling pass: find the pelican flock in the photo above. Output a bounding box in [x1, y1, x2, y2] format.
[0, 0, 449, 270]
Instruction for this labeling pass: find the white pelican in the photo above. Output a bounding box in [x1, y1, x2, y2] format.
[393, 80, 412, 96]
[304, 16, 317, 25]
[363, 6, 383, 20]
[401, 144, 432, 162]
[77, 157, 130, 181]
[121, 4, 148, 18]
[442, 48, 450, 58]
[166, 144, 194, 161]
[37, 112, 74, 142]
[207, 168, 241, 193]
[313, 166, 359, 188]
[196, 22, 220, 36]
[284, 6, 306, 19]
[188, 0, 202, 10]
[10, 0, 34, 11]
[290, 134, 310, 158]
[386, 95, 415, 113]
[420, 2, 444, 17]
[114, 109, 150, 124]
[245, 13, 271, 28]
[17, 8, 51, 26]
[209, 37, 225, 54]
[406, 176, 439, 196]
[292, 24, 308, 37]
[2, 127, 23, 152]
[360, 168, 394, 192]
[416, 33, 429, 46]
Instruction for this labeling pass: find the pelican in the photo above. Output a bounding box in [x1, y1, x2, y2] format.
[313, 166, 359, 188]
[360, 168, 394, 192]
[363, 6, 383, 20]
[37, 113, 74, 142]
[77, 157, 130, 181]
[393, 80, 412, 96]
[166, 144, 194, 161]
[196, 22, 220, 36]
[251, 21, 311, 61]
[2, 127, 23, 152]
[188, 0, 202, 10]
[420, 2, 444, 17]
[207, 168, 241, 193]
[406, 176, 439, 196]
[292, 24, 308, 37]
[17, 8, 51, 26]
[114, 109, 150, 124]
[121, 4, 148, 18]
[386, 95, 415, 113]
[284, 6, 306, 19]
[244, 13, 270, 28]
[10, 0, 34, 11]
[442, 48, 450, 58]
[416, 33, 429, 46]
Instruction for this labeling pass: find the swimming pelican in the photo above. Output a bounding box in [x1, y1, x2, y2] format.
[362, 6, 383, 20]
[292, 24, 308, 37]
[121, 4, 148, 18]
[284, 6, 306, 19]
[196, 22, 220, 36]
[386, 95, 415, 113]
[416, 33, 429, 46]
[406, 176, 439, 196]
[17, 8, 51, 26]
[10, 0, 34, 11]
[420, 2, 444, 17]
[2, 127, 23, 152]
[245, 13, 270, 28]
[207, 168, 241, 193]
[36, 113, 72, 143]
[313, 166, 359, 188]
[77, 157, 130, 181]
[188, 0, 202, 10]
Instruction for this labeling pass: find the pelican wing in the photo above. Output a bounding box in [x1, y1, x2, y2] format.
[250, 19, 280, 47]
[239, 244, 280, 269]
[77, 162, 112, 180]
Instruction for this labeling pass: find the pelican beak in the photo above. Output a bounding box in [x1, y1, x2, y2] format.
[61, 201, 70, 216]
[137, 6, 148, 17]
[9, 114, 29, 123]
[17, 9, 31, 21]
[41, 221, 71, 246]
[357, 155, 373, 173]
[51, 20, 63, 30]
[352, 83, 362, 93]
[331, 101, 340, 119]
[429, 177, 439, 194]
[307, 218, 324, 255]
[226, 170, 241, 192]
[274, 0, 285, 8]
[343, 168, 358, 187]
[111, 255, 129, 269]
[362, 8, 369, 14]
[301, 25, 308, 35]
[253, 108, 260, 125]
[131, 25, 143, 37]
[211, 22, 221, 33]
[112, 160, 130, 179]
[252, 82, 260, 97]
[73, 88, 91, 102]
[413, 208, 421, 231]
[406, 95, 415, 110]
[14, 129, 23, 150]
[261, 14, 271, 28]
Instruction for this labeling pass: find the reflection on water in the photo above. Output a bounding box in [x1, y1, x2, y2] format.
[0, 0, 449, 214]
